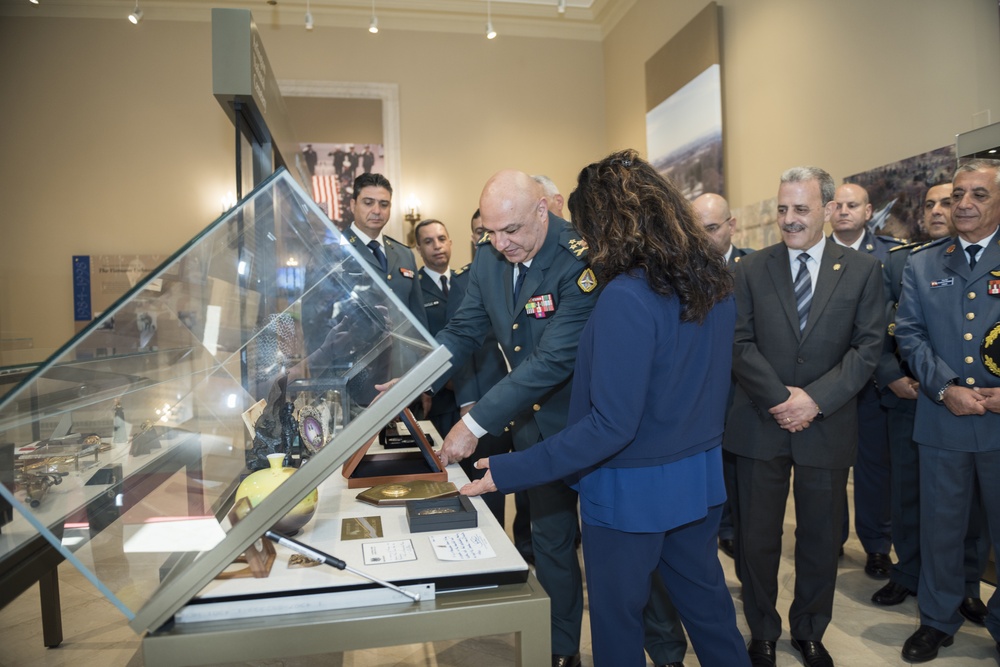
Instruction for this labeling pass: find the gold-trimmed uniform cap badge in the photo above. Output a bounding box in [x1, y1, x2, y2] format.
[577, 268, 598, 293]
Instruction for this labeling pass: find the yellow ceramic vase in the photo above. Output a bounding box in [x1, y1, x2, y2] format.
[235, 453, 319, 535]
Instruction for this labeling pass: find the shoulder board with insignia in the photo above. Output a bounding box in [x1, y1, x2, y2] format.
[909, 236, 952, 255]
[875, 235, 905, 245]
[454, 264, 470, 275]
[383, 235, 410, 249]
[476, 232, 491, 245]
[889, 241, 922, 253]
[563, 236, 590, 259]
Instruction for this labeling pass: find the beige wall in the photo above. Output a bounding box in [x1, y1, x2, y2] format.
[1, 0, 999, 363]
[0, 16, 605, 361]
[604, 0, 1000, 210]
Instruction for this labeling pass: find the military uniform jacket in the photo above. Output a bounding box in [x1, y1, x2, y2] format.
[727, 246, 753, 270]
[435, 213, 600, 442]
[830, 229, 904, 265]
[444, 265, 508, 407]
[723, 240, 885, 468]
[874, 241, 923, 407]
[347, 232, 428, 329]
[894, 235, 1000, 451]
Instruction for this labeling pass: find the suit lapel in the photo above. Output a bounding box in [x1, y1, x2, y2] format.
[802, 242, 846, 341]
[968, 235, 1000, 283]
[512, 213, 561, 316]
[350, 234, 382, 272]
[419, 269, 445, 299]
[943, 239, 971, 281]
[766, 246, 799, 335]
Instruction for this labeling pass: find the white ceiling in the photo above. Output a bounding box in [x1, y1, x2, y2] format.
[0, 0, 638, 40]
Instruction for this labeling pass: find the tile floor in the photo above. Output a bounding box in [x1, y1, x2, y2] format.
[2, 483, 999, 667]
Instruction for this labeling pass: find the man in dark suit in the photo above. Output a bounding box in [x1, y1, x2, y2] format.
[693, 192, 753, 561]
[871, 182, 989, 621]
[433, 170, 600, 667]
[724, 166, 884, 667]
[895, 159, 1000, 662]
[343, 173, 427, 329]
[829, 183, 902, 578]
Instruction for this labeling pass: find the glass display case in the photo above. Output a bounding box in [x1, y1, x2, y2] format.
[0, 169, 451, 634]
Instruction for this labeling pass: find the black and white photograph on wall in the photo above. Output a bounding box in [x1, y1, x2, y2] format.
[299, 142, 385, 231]
[843, 145, 956, 242]
[646, 63, 723, 200]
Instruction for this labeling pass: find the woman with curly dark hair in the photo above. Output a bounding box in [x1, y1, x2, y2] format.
[461, 149, 749, 666]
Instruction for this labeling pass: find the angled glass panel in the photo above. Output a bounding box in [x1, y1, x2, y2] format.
[0, 169, 447, 630]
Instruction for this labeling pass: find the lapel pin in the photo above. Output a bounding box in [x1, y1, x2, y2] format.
[832, 263, 841, 271]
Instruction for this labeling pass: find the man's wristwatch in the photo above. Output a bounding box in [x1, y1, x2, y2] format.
[936, 379, 957, 404]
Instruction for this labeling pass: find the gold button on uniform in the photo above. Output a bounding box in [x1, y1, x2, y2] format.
[532, 404, 541, 412]
[967, 378, 976, 385]
[966, 356, 974, 364]
[968, 292, 976, 299]
[514, 345, 522, 352]
[512, 323, 519, 330]
[967, 313, 975, 320]
[965, 333, 974, 340]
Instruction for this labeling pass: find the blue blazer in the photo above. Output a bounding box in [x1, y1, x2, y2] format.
[488, 271, 736, 492]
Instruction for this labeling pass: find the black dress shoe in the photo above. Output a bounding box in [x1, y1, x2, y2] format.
[902, 625, 953, 662]
[747, 639, 776, 667]
[719, 537, 736, 559]
[791, 639, 834, 667]
[959, 596, 988, 625]
[872, 581, 915, 606]
[865, 552, 892, 579]
[552, 654, 581, 667]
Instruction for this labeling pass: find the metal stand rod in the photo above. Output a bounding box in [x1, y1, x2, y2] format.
[263, 530, 420, 602]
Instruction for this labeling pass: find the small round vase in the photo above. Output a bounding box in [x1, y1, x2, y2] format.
[235, 453, 318, 536]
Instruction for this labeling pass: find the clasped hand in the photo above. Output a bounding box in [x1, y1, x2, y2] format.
[769, 386, 820, 433]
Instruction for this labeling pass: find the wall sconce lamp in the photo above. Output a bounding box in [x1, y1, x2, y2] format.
[404, 194, 421, 225]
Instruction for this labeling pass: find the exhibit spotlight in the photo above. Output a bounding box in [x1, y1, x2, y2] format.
[128, 1, 143, 24]
[486, 0, 496, 39]
[29, 0, 39, 5]
[558, 0, 566, 14]
[369, 0, 378, 33]
[305, 0, 313, 30]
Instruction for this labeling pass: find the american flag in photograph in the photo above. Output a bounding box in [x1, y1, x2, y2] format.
[311, 175, 341, 221]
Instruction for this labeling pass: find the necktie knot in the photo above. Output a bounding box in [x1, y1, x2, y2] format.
[367, 240, 388, 274]
[966, 244, 982, 270]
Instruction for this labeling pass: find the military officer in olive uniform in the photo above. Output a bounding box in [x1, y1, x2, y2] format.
[433, 170, 600, 667]
[895, 159, 1000, 663]
[345, 173, 427, 328]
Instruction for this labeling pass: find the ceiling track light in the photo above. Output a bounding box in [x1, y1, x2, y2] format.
[29, 0, 39, 5]
[486, 0, 496, 39]
[369, 0, 378, 33]
[305, 0, 313, 30]
[557, 0, 566, 14]
[128, 1, 143, 24]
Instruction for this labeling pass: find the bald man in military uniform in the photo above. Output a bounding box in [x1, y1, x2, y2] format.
[432, 170, 599, 667]
[829, 183, 902, 578]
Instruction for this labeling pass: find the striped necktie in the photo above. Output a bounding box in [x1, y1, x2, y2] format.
[794, 253, 812, 332]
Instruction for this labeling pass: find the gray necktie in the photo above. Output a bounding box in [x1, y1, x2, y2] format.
[794, 253, 812, 332]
